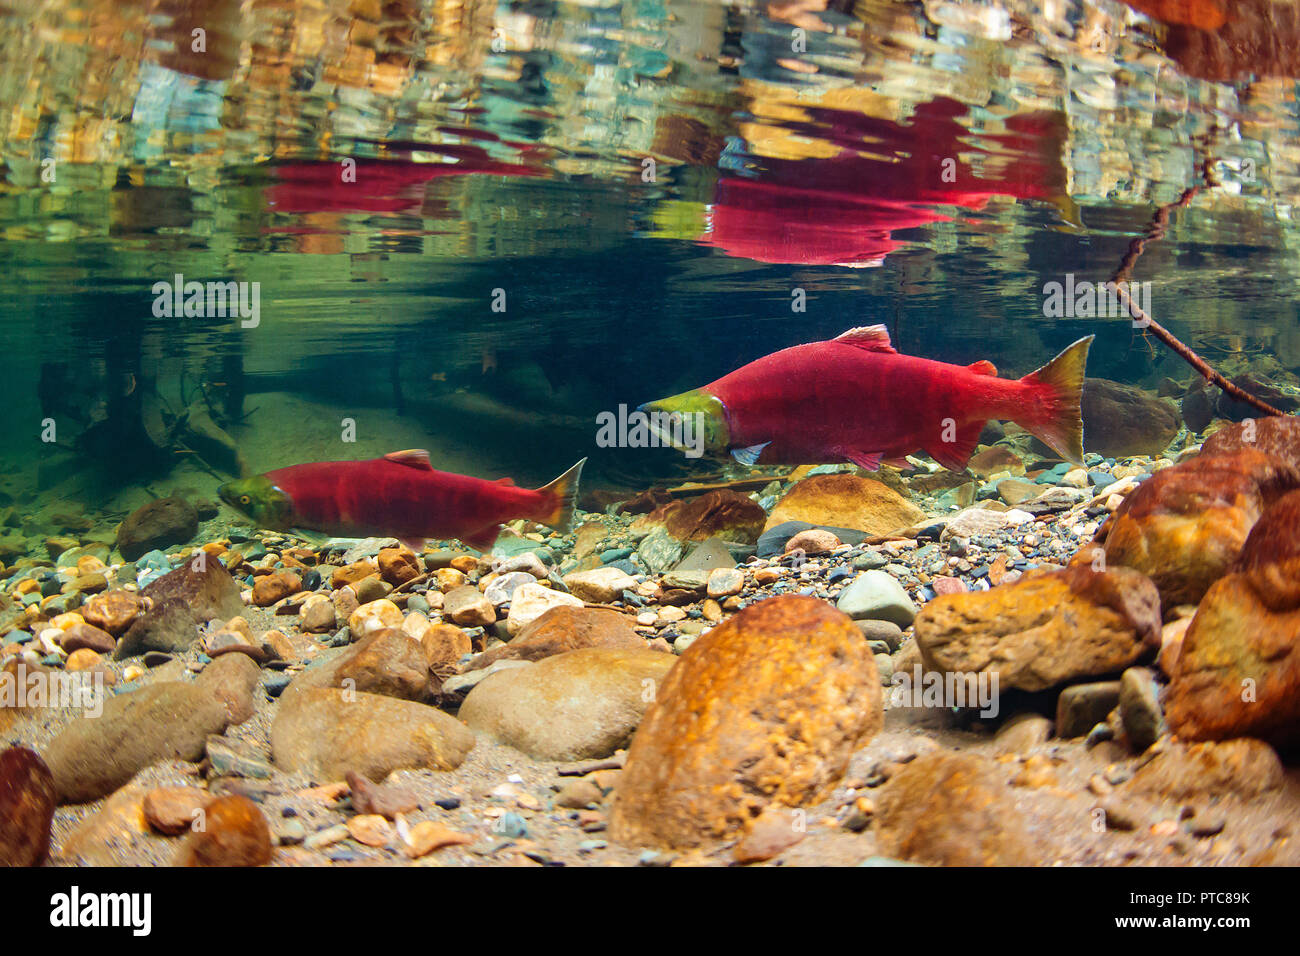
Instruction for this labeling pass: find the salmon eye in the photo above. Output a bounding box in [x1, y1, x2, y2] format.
[238, 495, 251, 505]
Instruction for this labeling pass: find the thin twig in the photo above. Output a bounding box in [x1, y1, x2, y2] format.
[1108, 155, 1285, 418]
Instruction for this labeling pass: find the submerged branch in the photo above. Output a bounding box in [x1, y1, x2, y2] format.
[1109, 162, 1285, 419]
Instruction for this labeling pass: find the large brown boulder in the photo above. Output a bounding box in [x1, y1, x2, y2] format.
[609, 595, 881, 848]
[913, 564, 1161, 693]
[1085, 448, 1300, 609]
[764, 473, 923, 536]
[634, 489, 767, 544]
[1167, 489, 1300, 748]
[114, 557, 245, 659]
[1080, 377, 1180, 458]
[459, 647, 676, 761]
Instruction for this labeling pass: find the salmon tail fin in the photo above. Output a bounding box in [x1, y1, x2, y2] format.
[531, 457, 586, 533]
[1016, 335, 1093, 465]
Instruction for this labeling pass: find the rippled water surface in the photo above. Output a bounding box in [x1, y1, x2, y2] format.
[2, 0, 1300, 501]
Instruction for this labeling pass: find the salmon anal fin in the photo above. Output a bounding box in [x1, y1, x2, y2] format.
[463, 526, 501, 553]
[384, 449, 434, 470]
[841, 449, 884, 471]
[832, 324, 896, 353]
[882, 456, 913, 469]
[926, 420, 986, 473]
[967, 360, 998, 376]
[398, 537, 425, 552]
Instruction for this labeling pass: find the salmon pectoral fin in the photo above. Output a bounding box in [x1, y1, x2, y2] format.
[463, 526, 501, 553]
[529, 457, 586, 534]
[1016, 335, 1094, 466]
[925, 420, 985, 473]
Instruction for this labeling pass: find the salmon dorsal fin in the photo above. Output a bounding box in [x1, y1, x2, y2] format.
[383, 449, 434, 470]
[494, 476, 517, 486]
[967, 359, 998, 376]
[833, 325, 896, 353]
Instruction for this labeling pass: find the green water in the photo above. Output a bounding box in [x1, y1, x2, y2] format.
[2, 0, 1299, 554]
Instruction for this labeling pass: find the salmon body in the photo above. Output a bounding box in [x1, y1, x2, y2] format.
[219, 450, 584, 550]
[641, 325, 1092, 471]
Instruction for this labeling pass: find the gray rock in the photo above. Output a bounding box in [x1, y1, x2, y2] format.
[836, 571, 917, 627]
[637, 527, 683, 573]
[1119, 666, 1165, 752]
[854, 619, 905, 651]
[1056, 681, 1121, 739]
[673, 537, 735, 573]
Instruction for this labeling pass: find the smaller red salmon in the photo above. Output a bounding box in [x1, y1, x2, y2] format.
[218, 451, 584, 551]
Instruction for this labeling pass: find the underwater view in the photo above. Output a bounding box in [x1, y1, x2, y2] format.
[2, 0, 1300, 888]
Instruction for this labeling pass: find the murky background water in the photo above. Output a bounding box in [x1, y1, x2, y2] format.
[2, 0, 1299, 524]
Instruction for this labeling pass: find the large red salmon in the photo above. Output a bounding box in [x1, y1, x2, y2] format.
[639, 325, 1092, 471]
[218, 451, 584, 551]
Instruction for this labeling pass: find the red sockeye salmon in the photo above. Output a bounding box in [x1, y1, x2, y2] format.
[639, 325, 1093, 472]
[218, 451, 584, 551]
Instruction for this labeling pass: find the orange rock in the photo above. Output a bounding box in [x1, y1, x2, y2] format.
[80, 589, 145, 636]
[404, 821, 472, 857]
[378, 547, 422, 586]
[347, 813, 393, 847]
[251, 571, 302, 607]
[1201, 415, 1300, 469]
[449, 555, 478, 574]
[175, 795, 273, 866]
[764, 473, 923, 536]
[142, 786, 211, 835]
[331, 559, 377, 588]
[421, 624, 473, 668]
[609, 595, 881, 848]
[1088, 449, 1300, 607]
[1167, 489, 1300, 747]
[914, 564, 1161, 692]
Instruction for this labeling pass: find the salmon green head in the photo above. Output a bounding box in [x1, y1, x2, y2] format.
[218, 475, 295, 529]
[637, 389, 730, 459]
